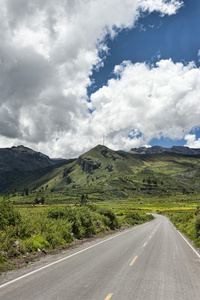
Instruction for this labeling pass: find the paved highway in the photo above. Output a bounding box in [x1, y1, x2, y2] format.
[0, 215, 200, 299]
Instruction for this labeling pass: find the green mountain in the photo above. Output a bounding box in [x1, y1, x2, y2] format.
[21, 144, 200, 200]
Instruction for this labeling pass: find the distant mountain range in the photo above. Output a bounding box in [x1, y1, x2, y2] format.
[1, 144, 200, 197]
[129, 146, 200, 155]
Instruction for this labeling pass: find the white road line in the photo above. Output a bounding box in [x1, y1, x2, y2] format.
[170, 222, 200, 259]
[0, 221, 153, 289]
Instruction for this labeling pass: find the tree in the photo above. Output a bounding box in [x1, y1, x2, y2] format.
[195, 216, 200, 237]
[24, 187, 29, 195]
[34, 197, 39, 204]
[40, 196, 45, 205]
[80, 194, 87, 205]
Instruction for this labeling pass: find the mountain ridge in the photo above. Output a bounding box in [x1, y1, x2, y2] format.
[0, 145, 66, 172]
[0, 145, 71, 193]
[129, 145, 200, 155]
[1, 144, 200, 198]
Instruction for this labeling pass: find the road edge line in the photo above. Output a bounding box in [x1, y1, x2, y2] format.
[170, 222, 200, 259]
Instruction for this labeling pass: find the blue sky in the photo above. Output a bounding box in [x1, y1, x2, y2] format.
[89, 0, 200, 148]
[91, 0, 200, 88]
[0, 0, 200, 157]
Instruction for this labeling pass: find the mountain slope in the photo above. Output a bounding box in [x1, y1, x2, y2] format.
[2, 144, 200, 199]
[0, 146, 70, 192]
[30, 145, 200, 200]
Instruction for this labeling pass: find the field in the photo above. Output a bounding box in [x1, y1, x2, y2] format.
[1, 190, 200, 274]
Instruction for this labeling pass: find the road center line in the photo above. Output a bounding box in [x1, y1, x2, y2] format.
[143, 242, 147, 247]
[105, 293, 113, 300]
[130, 255, 138, 266]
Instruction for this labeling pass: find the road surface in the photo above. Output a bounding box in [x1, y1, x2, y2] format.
[0, 214, 200, 299]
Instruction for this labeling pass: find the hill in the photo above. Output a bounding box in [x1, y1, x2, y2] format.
[1, 144, 200, 200]
[21, 144, 200, 201]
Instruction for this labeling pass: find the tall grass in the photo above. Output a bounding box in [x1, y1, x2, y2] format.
[166, 206, 200, 248]
[0, 200, 153, 272]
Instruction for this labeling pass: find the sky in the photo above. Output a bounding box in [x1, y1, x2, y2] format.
[0, 0, 200, 158]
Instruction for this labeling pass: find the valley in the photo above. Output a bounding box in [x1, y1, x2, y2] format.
[0, 144, 200, 274]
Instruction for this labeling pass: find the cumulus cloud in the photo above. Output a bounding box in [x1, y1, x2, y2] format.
[0, 0, 184, 157]
[184, 134, 200, 148]
[90, 59, 200, 150]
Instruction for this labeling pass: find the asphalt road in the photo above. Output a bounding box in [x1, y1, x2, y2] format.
[0, 215, 200, 300]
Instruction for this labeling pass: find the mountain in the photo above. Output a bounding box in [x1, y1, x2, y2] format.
[23, 144, 200, 201]
[1, 144, 200, 200]
[0, 145, 55, 172]
[0, 145, 71, 193]
[129, 145, 200, 155]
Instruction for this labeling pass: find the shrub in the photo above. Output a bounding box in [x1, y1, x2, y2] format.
[124, 212, 141, 225]
[78, 208, 96, 238]
[24, 235, 50, 252]
[195, 216, 200, 237]
[46, 206, 73, 220]
[97, 208, 120, 230]
[0, 201, 21, 230]
[124, 212, 154, 225]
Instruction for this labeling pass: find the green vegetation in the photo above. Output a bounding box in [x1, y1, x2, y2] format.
[3, 145, 200, 202]
[165, 206, 200, 248]
[2, 145, 200, 209]
[0, 200, 153, 273]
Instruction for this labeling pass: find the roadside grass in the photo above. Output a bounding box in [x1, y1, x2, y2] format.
[164, 208, 200, 248]
[0, 199, 154, 274]
[1, 184, 200, 274]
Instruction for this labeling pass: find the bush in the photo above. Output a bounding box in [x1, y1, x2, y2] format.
[0, 201, 21, 230]
[24, 235, 50, 252]
[124, 212, 154, 226]
[124, 212, 141, 225]
[195, 216, 200, 237]
[47, 206, 96, 239]
[46, 206, 73, 220]
[97, 208, 120, 230]
[78, 208, 96, 238]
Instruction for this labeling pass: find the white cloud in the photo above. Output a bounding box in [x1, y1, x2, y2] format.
[90, 59, 200, 151]
[0, 0, 184, 157]
[184, 134, 200, 148]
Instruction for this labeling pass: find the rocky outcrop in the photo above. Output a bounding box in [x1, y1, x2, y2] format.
[101, 149, 117, 160]
[77, 156, 101, 174]
[65, 175, 72, 185]
[63, 166, 73, 178]
[105, 164, 113, 172]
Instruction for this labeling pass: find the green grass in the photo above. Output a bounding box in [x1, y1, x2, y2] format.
[164, 208, 200, 248]
[0, 199, 154, 273]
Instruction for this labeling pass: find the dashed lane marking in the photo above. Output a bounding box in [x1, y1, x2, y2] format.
[130, 255, 138, 266]
[105, 293, 113, 300]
